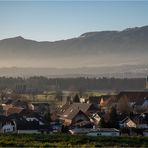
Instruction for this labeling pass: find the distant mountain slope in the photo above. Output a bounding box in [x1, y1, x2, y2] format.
[0, 26, 148, 67]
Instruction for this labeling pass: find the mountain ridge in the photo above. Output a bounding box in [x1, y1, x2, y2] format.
[0, 25, 148, 68]
[1, 25, 148, 42]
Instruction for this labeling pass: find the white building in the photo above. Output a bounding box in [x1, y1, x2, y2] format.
[2, 122, 15, 133]
[69, 128, 120, 136]
[87, 128, 120, 136]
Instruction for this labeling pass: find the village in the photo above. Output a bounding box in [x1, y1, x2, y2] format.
[0, 86, 148, 137]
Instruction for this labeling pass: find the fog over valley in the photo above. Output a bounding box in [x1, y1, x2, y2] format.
[0, 26, 148, 77]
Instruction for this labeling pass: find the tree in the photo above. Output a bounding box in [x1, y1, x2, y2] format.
[117, 95, 131, 114]
[0, 89, 8, 103]
[78, 88, 85, 98]
[108, 107, 119, 128]
[99, 117, 106, 128]
[61, 125, 69, 133]
[43, 110, 51, 122]
[55, 90, 63, 102]
[73, 94, 80, 103]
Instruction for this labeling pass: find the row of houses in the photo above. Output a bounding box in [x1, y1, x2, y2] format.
[0, 99, 57, 134]
[0, 110, 52, 134]
[0, 99, 50, 116]
[0, 90, 148, 136]
[55, 91, 148, 136]
[56, 101, 148, 128]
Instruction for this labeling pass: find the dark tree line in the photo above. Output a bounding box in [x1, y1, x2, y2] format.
[0, 76, 146, 92]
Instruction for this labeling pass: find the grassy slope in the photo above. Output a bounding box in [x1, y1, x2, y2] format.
[0, 134, 148, 147]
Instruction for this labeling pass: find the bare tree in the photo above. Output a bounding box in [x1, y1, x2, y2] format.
[117, 95, 131, 114]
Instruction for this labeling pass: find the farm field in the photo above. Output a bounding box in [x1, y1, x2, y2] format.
[0, 134, 148, 147]
[22, 90, 117, 102]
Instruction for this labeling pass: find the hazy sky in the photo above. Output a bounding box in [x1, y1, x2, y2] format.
[0, 1, 148, 41]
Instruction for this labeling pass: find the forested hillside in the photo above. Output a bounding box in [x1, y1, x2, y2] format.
[0, 77, 146, 91]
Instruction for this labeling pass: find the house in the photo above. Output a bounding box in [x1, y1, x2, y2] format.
[2, 121, 15, 133]
[2, 103, 24, 116]
[2, 104, 13, 111]
[87, 128, 120, 136]
[12, 99, 29, 109]
[20, 110, 52, 133]
[126, 119, 137, 128]
[1, 113, 38, 133]
[142, 99, 148, 111]
[1, 110, 52, 134]
[57, 102, 98, 126]
[119, 117, 137, 128]
[88, 95, 117, 109]
[91, 113, 102, 124]
[80, 97, 86, 103]
[117, 91, 148, 105]
[0, 115, 16, 133]
[91, 112, 109, 125]
[69, 128, 91, 135]
[119, 113, 148, 130]
[3, 99, 29, 110]
[50, 122, 62, 133]
[0, 115, 6, 132]
[69, 128, 120, 136]
[6, 106, 24, 116]
[57, 102, 98, 117]
[99, 96, 117, 112]
[60, 109, 90, 126]
[31, 102, 50, 115]
[134, 113, 148, 129]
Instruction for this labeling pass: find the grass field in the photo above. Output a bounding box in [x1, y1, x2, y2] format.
[0, 134, 148, 147]
[23, 90, 117, 102]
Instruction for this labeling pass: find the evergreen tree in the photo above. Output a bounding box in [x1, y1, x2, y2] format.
[108, 107, 119, 128]
[43, 110, 51, 122]
[73, 94, 80, 103]
[99, 117, 106, 128]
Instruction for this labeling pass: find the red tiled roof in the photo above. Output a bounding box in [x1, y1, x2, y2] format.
[2, 104, 14, 111]
[6, 107, 24, 116]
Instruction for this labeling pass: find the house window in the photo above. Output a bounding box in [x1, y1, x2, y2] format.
[97, 133, 102, 136]
[7, 128, 10, 131]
